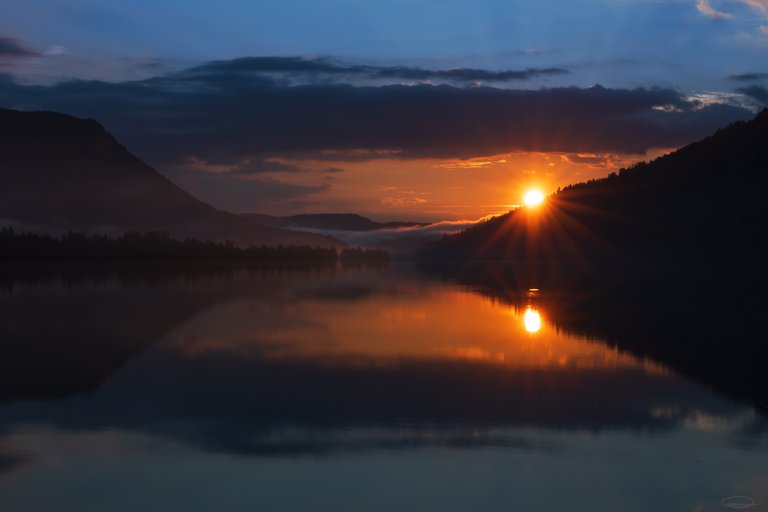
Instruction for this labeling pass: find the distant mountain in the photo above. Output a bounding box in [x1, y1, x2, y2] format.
[0, 109, 340, 248]
[244, 212, 426, 231]
[420, 109, 768, 262]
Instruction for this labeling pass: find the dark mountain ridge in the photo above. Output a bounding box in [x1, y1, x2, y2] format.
[0, 109, 340, 248]
[244, 212, 426, 231]
[420, 108, 768, 262]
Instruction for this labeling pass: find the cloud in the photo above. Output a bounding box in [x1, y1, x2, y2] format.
[43, 45, 66, 56]
[742, 0, 768, 15]
[162, 169, 331, 213]
[0, 59, 753, 168]
[729, 71, 768, 81]
[736, 85, 768, 104]
[381, 196, 428, 207]
[697, 0, 733, 18]
[0, 35, 41, 60]
[559, 153, 625, 168]
[179, 155, 305, 174]
[741, 2, 768, 39]
[367, 65, 567, 83]
[433, 157, 508, 170]
[696, 0, 768, 37]
[288, 217, 488, 250]
[695, 0, 768, 19]
[183, 56, 569, 85]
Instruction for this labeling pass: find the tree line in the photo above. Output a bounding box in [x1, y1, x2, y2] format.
[0, 228, 388, 263]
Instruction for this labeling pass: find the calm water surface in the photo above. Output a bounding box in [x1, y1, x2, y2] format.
[0, 264, 766, 511]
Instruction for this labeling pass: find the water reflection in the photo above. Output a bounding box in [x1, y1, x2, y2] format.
[162, 282, 657, 371]
[522, 288, 542, 334]
[0, 264, 765, 512]
[523, 307, 542, 333]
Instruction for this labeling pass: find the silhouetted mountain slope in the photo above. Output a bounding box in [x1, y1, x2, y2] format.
[420, 109, 768, 262]
[0, 109, 340, 248]
[244, 212, 425, 231]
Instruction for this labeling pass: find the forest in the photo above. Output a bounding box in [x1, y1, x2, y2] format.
[0, 228, 388, 263]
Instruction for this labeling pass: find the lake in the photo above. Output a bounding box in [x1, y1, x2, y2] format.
[0, 263, 766, 511]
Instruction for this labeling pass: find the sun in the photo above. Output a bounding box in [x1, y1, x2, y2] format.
[523, 189, 545, 207]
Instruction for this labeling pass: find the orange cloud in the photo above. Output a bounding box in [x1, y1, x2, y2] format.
[697, 0, 732, 19]
[433, 157, 508, 170]
[558, 152, 631, 169]
[743, 0, 768, 14]
[381, 196, 429, 207]
[696, 0, 768, 38]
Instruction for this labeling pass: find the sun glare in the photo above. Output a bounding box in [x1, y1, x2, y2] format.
[523, 189, 545, 207]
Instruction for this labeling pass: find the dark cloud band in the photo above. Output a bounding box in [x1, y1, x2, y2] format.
[736, 85, 768, 105]
[184, 56, 569, 84]
[0, 57, 753, 167]
[729, 72, 768, 82]
[0, 36, 40, 60]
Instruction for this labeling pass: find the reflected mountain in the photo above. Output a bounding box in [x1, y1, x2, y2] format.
[0, 264, 337, 401]
[426, 261, 768, 412]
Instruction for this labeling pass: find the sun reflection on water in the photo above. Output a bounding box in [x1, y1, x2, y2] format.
[523, 307, 542, 334]
[522, 288, 542, 334]
[167, 279, 662, 372]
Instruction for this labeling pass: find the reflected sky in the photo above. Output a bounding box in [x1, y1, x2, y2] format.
[0, 264, 765, 511]
[162, 279, 659, 372]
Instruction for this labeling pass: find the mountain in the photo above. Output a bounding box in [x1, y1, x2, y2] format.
[419, 109, 768, 262]
[243, 212, 426, 231]
[0, 109, 340, 248]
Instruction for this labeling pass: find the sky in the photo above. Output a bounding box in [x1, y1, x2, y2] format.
[1, 0, 767, 221]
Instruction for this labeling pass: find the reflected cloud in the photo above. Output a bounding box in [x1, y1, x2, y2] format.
[650, 406, 761, 433]
[682, 410, 760, 432]
[159, 281, 662, 372]
[182, 426, 564, 457]
[0, 451, 26, 476]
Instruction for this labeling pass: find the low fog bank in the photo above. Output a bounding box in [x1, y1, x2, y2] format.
[286, 218, 489, 257]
